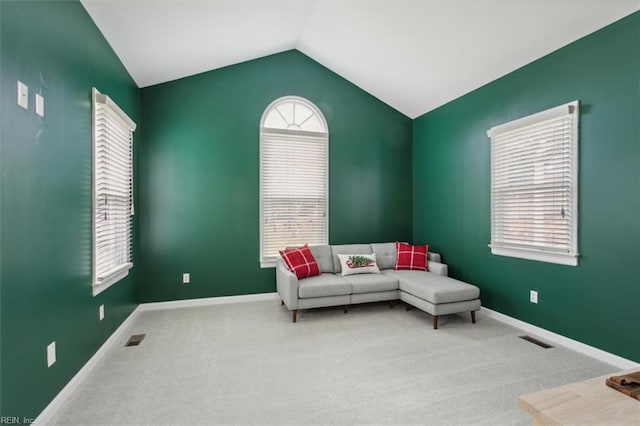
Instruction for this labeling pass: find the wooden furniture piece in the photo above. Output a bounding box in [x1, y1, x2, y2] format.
[606, 371, 640, 400]
[518, 369, 640, 425]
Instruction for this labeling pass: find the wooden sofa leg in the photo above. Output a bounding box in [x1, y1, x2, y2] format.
[406, 304, 413, 311]
[343, 305, 349, 314]
[471, 311, 476, 324]
[433, 315, 439, 329]
[389, 301, 394, 309]
[281, 300, 284, 306]
[292, 310, 298, 323]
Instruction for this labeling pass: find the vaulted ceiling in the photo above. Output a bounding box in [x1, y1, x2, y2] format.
[80, 1, 639, 118]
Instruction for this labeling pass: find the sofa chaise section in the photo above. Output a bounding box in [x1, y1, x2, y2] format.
[383, 269, 481, 328]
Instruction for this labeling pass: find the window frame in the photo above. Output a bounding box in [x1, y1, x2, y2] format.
[487, 100, 579, 266]
[259, 96, 329, 268]
[92, 88, 137, 296]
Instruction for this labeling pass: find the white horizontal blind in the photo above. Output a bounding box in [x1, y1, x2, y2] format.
[488, 101, 578, 266]
[93, 89, 136, 292]
[260, 129, 328, 262]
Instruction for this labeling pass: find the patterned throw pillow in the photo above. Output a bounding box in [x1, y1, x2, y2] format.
[337, 254, 381, 276]
[394, 242, 429, 271]
[279, 244, 320, 279]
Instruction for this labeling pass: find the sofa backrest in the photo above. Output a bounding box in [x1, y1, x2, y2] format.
[308, 245, 334, 273]
[371, 242, 397, 270]
[301, 243, 442, 275]
[330, 244, 373, 274]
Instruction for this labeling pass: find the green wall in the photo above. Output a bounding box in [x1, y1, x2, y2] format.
[0, 1, 140, 419]
[413, 12, 640, 361]
[138, 50, 413, 302]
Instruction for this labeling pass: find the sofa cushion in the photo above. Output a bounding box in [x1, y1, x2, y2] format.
[394, 242, 428, 271]
[330, 244, 373, 274]
[279, 244, 320, 279]
[298, 273, 352, 298]
[343, 273, 399, 294]
[308, 245, 334, 273]
[337, 254, 380, 276]
[383, 270, 479, 304]
[371, 242, 397, 270]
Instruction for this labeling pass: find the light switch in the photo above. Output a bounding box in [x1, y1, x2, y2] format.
[47, 342, 56, 367]
[17, 81, 28, 109]
[183, 273, 190, 284]
[99, 304, 104, 321]
[35, 93, 44, 117]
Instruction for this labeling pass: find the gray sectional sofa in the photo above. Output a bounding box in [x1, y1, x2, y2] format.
[276, 242, 481, 328]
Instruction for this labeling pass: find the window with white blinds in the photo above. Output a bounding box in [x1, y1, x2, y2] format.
[487, 101, 579, 266]
[92, 88, 137, 295]
[260, 96, 328, 267]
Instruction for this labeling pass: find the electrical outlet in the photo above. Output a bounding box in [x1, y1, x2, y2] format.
[47, 342, 56, 367]
[99, 304, 104, 321]
[17, 81, 28, 109]
[182, 273, 190, 284]
[35, 93, 44, 117]
[530, 290, 538, 304]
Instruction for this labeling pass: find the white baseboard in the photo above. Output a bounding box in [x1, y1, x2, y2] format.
[138, 292, 280, 311]
[33, 305, 142, 425]
[479, 307, 639, 370]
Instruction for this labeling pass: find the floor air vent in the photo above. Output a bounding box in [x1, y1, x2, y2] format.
[125, 334, 146, 347]
[519, 335, 553, 349]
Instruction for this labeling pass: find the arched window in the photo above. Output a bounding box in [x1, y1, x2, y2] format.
[260, 96, 328, 266]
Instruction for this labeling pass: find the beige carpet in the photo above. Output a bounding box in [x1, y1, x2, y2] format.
[49, 300, 615, 425]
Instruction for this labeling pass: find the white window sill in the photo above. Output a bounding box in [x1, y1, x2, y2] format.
[491, 246, 578, 266]
[260, 260, 276, 269]
[92, 263, 133, 296]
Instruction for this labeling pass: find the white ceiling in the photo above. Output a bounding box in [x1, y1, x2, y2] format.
[81, 1, 639, 118]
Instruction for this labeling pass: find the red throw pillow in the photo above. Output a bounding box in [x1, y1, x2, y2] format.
[279, 244, 320, 279]
[394, 242, 429, 271]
